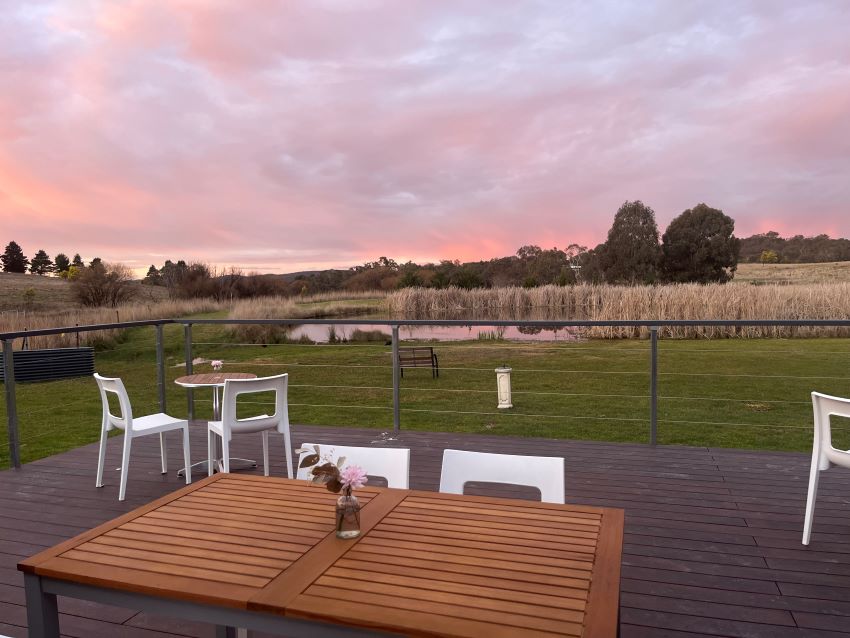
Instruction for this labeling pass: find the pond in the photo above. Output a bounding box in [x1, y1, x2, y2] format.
[287, 323, 581, 343]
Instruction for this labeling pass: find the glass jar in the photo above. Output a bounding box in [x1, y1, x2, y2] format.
[335, 491, 361, 539]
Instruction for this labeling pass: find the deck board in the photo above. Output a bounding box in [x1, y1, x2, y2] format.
[1, 424, 849, 637]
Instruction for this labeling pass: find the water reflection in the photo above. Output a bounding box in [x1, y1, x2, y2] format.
[288, 323, 580, 343]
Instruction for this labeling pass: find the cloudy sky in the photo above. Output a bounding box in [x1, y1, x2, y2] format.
[1, 1, 848, 274]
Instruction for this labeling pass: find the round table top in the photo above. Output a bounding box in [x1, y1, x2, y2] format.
[174, 372, 257, 388]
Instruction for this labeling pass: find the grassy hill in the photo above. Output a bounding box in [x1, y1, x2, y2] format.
[734, 261, 850, 285]
[0, 272, 168, 313]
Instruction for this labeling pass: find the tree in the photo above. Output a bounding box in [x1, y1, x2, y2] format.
[89, 257, 102, 268]
[29, 249, 54, 275]
[661, 203, 740, 283]
[600, 201, 661, 284]
[143, 265, 162, 285]
[72, 262, 137, 307]
[1, 241, 29, 273]
[54, 253, 70, 273]
[72, 254, 84, 268]
[759, 250, 779, 265]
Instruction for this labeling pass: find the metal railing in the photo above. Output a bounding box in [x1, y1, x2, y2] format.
[3, 316, 850, 469]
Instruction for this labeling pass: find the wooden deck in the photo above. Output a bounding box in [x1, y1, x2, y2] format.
[1, 425, 849, 637]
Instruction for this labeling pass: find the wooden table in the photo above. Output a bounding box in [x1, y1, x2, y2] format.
[19, 474, 624, 637]
[174, 372, 257, 476]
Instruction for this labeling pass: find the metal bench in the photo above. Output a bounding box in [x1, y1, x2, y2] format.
[398, 346, 439, 378]
[0, 347, 95, 383]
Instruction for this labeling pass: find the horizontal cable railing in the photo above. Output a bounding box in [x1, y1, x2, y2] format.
[3, 316, 849, 469]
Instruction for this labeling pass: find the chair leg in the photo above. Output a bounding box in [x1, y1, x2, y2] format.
[96, 428, 108, 488]
[119, 434, 132, 501]
[182, 426, 192, 485]
[159, 432, 168, 474]
[262, 431, 270, 477]
[207, 428, 215, 477]
[282, 430, 293, 479]
[221, 433, 230, 474]
[802, 456, 822, 546]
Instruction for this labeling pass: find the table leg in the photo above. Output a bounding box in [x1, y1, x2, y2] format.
[24, 573, 60, 638]
[216, 626, 236, 638]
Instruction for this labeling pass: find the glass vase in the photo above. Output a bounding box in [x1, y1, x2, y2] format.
[335, 491, 361, 539]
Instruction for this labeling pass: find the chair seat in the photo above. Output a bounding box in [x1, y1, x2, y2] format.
[208, 415, 271, 440]
[131, 413, 189, 435]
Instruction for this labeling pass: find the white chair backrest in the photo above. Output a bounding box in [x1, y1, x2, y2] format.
[812, 392, 850, 468]
[297, 443, 410, 489]
[221, 374, 289, 434]
[439, 449, 565, 503]
[94, 373, 133, 432]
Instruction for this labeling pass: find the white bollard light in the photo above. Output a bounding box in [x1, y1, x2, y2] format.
[495, 366, 513, 409]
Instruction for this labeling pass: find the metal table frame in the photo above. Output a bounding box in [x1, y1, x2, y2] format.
[24, 573, 389, 638]
[174, 374, 257, 476]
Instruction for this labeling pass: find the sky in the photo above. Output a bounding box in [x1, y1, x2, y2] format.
[1, 0, 849, 275]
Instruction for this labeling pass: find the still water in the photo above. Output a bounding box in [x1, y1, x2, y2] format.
[287, 323, 580, 343]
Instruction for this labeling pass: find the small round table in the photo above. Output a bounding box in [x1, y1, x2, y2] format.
[175, 372, 257, 476]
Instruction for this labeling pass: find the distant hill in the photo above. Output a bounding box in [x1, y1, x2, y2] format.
[0, 272, 168, 313]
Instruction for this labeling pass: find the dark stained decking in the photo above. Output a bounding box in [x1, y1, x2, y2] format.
[1, 425, 849, 637]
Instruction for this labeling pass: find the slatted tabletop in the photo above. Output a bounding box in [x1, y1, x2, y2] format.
[19, 474, 623, 637]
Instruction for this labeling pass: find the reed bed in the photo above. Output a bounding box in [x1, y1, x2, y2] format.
[0, 298, 225, 349]
[386, 283, 850, 338]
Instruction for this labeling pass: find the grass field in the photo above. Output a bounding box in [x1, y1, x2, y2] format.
[2, 317, 849, 469]
[734, 261, 850, 285]
[0, 271, 169, 313]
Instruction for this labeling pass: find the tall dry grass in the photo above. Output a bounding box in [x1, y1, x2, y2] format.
[0, 298, 225, 349]
[386, 284, 850, 338]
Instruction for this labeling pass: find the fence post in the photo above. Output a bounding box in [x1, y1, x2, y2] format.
[649, 326, 658, 446]
[184, 324, 194, 420]
[2, 339, 21, 469]
[392, 326, 400, 433]
[156, 324, 166, 413]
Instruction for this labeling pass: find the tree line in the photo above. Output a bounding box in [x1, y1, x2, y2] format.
[1, 241, 92, 277]
[288, 201, 742, 292]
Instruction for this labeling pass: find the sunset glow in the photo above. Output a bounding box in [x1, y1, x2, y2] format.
[1, 1, 849, 273]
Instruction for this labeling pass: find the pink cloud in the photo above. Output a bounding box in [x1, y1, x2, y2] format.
[0, 0, 848, 273]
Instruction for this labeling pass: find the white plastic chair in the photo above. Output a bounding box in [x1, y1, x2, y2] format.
[207, 374, 293, 479]
[94, 373, 191, 501]
[296, 443, 410, 488]
[803, 392, 850, 545]
[439, 449, 565, 503]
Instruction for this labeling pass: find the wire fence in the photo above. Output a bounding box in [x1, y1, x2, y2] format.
[2, 317, 850, 469]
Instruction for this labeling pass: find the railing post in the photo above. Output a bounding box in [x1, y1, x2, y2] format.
[649, 326, 658, 446]
[2, 339, 21, 469]
[184, 324, 194, 420]
[156, 324, 166, 413]
[391, 325, 400, 433]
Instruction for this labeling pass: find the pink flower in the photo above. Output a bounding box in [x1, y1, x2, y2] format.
[339, 465, 368, 490]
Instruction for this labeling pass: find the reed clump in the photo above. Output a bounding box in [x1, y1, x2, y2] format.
[386, 283, 850, 338]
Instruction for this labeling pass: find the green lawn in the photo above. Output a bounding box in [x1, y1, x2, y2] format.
[2, 318, 849, 468]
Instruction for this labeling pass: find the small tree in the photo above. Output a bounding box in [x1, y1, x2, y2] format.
[1, 241, 29, 273]
[29, 249, 54, 275]
[661, 203, 740, 283]
[600, 201, 661, 284]
[72, 254, 84, 268]
[759, 250, 779, 265]
[54, 253, 71, 273]
[72, 262, 137, 307]
[89, 257, 102, 268]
